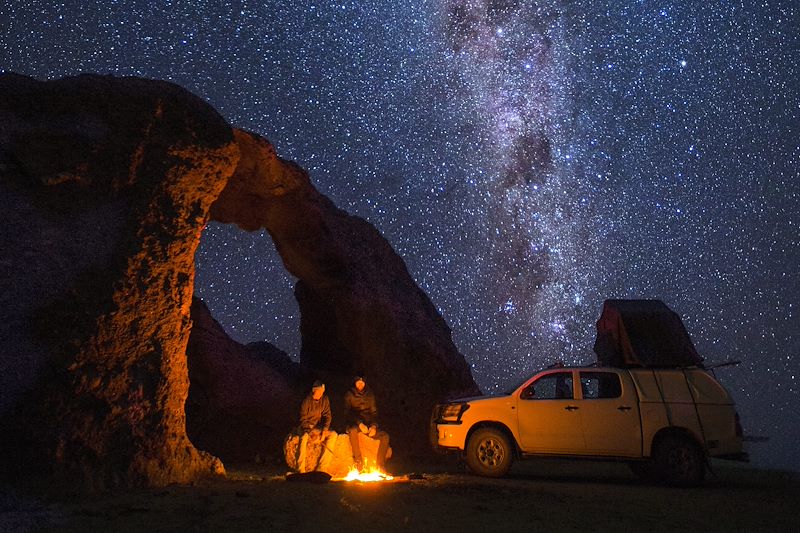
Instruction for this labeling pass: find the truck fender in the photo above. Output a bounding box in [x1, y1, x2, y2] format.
[649, 426, 705, 458]
[465, 421, 519, 457]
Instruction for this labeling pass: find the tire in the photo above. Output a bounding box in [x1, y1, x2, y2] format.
[653, 435, 706, 487]
[465, 427, 513, 478]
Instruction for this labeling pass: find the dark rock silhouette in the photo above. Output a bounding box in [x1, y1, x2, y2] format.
[186, 297, 304, 463]
[0, 73, 479, 491]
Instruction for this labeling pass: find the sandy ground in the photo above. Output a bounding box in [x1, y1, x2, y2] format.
[1, 458, 797, 532]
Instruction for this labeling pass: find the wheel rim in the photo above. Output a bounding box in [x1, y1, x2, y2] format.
[477, 437, 505, 468]
[666, 444, 698, 478]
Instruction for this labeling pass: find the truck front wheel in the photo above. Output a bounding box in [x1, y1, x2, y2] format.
[653, 435, 706, 487]
[465, 427, 513, 477]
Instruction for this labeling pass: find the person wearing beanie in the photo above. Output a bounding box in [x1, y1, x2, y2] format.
[296, 380, 337, 473]
[344, 375, 390, 471]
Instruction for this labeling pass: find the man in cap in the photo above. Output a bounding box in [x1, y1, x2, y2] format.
[344, 375, 390, 471]
[296, 380, 337, 473]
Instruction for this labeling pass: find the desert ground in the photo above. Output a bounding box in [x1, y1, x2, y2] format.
[1, 457, 797, 533]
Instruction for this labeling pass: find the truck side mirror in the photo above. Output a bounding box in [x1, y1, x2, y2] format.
[520, 387, 535, 400]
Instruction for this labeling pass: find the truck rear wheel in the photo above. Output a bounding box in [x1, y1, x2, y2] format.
[465, 427, 513, 477]
[653, 435, 705, 487]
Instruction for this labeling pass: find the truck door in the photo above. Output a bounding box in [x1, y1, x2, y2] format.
[516, 370, 585, 454]
[577, 370, 642, 457]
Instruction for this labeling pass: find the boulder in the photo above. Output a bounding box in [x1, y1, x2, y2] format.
[283, 431, 391, 478]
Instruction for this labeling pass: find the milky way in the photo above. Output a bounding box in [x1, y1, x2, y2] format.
[2, 0, 797, 471]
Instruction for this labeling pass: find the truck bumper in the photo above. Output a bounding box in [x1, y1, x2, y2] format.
[435, 424, 466, 450]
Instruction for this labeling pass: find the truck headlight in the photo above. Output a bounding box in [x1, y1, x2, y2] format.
[436, 403, 470, 424]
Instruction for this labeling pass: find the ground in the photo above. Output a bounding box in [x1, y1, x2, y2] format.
[1, 458, 796, 532]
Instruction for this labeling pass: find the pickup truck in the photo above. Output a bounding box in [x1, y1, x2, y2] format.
[433, 366, 746, 486]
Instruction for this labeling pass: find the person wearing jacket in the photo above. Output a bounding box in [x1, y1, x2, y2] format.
[296, 380, 337, 473]
[344, 375, 390, 471]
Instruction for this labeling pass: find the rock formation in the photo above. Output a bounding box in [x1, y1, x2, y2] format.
[283, 431, 390, 478]
[0, 73, 235, 490]
[186, 298, 304, 463]
[210, 129, 481, 455]
[0, 73, 479, 492]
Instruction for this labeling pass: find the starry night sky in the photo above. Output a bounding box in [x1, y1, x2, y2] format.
[2, 1, 797, 471]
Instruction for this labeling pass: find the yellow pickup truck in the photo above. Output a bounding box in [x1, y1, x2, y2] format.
[433, 365, 746, 486]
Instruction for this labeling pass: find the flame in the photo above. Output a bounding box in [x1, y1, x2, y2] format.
[342, 466, 393, 482]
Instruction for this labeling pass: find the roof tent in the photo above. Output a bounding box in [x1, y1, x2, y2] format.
[593, 299, 703, 368]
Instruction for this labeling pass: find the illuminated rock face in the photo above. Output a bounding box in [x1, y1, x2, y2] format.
[0, 73, 478, 491]
[0, 73, 235, 490]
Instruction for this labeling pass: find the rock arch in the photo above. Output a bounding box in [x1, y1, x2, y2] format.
[0, 74, 478, 491]
[201, 130, 480, 460]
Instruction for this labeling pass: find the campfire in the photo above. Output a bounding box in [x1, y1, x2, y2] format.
[342, 468, 393, 482]
[339, 460, 393, 482]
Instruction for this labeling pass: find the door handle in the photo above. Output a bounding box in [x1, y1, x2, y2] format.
[564, 405, 579, 411]
[617, 406, 632, 411]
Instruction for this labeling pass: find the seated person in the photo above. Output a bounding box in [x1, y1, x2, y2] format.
[344, 375, 390, 471]
[296, 380, 337, 473]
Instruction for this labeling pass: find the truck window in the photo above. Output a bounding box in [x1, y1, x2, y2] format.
[521, 372, 574, 400]
[579, 372, 622, 399]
